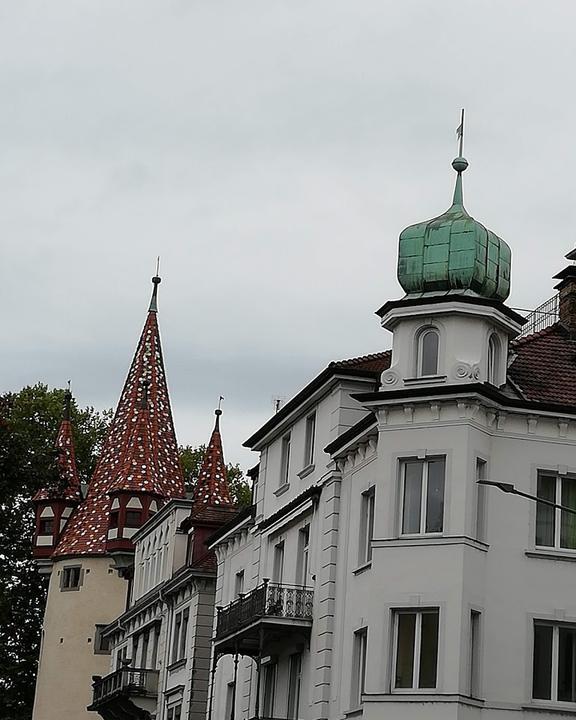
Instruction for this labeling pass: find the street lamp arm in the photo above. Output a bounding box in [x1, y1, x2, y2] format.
[476, 479, 576, 516]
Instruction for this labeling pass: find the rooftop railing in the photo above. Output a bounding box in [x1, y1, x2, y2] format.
[216, 580, 313, 640]
[519, 293, 559, 338]
[91, 666, 159, 706]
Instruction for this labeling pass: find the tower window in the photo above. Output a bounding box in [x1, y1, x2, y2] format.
[125, 510, 142, 527]
[39, 518, 55, 535]
[60, 565, 83, 591]
[487, 334, 501, 385]
[417, 328, 440, 377]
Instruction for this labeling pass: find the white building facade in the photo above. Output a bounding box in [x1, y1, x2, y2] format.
[210, 153, 576, 719]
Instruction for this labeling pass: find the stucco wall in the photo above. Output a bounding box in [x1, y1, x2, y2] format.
[32, 556, 127, 720]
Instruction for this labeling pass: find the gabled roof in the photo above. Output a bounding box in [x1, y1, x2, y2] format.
[244, 351, 391, 449]
[33, 391, 81, 503]
[54, 279, 184, 558]
[508, 323, 576, 406]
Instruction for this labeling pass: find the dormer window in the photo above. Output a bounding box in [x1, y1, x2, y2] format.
[487, 334, 501, 385]
[417, 328, 440, 377]
[39, 518, 55, 535]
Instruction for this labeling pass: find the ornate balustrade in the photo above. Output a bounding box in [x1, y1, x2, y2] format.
[215, 580, 313, 641]
[91, 666, 159, 707]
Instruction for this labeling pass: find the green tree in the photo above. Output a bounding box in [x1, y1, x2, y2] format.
[0, 384, 111, 720]
[179, 444, 251, 508]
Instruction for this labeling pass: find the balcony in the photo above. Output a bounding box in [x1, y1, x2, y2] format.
[214, 581, 314, 656]
[88, 666, 159, 720]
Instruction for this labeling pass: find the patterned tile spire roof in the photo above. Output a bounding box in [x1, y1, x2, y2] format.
[53, 276, 185, 557]
[33, 389, 81, 503]
[193, 407, 234, 508]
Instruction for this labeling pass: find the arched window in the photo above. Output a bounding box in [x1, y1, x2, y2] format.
[487, 334, 501, 385]
[418, 328, 440, 377]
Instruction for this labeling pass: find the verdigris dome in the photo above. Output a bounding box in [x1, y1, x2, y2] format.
[398, 157, 511, 301]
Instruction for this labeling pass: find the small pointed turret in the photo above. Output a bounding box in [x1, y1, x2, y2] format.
[193, 406, 234, 508]
[32, 389, 82, 561]
[184, 405, 237, 569]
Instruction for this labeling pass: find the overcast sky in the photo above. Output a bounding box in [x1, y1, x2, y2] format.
[2, 0, 575, 468]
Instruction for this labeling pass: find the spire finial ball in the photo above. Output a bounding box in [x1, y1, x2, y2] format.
[452, 157, 469, 173]
[152, 276, 161, 285]
[215, 409, 223, 417]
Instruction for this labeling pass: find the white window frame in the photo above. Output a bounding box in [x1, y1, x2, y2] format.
[280, 433, 291, 487]
[487, 333, 501, 385]
[296, 525, 310, 586]
[399, 458, 445, 536]
[234, 569, 245, 597]
[391, 608, 440, 692]
[536, 472, 576, 551]
[416, 327, 440, 377]
[533, 620, 576, 704]
[359, 487, 375, 565]
[469, 610, 481, 698]
[351, 627, 368, 708]
[304, 412, 316, 468]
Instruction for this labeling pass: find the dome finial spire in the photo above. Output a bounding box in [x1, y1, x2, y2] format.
[451, 109, 469, 207]
[214, 395, 224, 430]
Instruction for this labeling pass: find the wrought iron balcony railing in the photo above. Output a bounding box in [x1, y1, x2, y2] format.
[91, 666, 159, 706]
[216, 580, 313, 640]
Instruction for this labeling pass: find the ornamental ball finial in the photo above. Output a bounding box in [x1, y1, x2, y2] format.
[452, 157, 469, 173]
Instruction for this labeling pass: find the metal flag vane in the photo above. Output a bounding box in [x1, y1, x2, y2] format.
[456, 108, 465, 157]
[156, 256, 160, 276]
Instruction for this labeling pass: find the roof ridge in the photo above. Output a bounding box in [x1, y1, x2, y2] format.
[511, 322, 562, 348]
[331, 350, 391, 367]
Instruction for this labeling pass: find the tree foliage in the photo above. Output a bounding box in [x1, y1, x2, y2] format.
[179, 444, 251, 508]
[0, 384, 111, 720]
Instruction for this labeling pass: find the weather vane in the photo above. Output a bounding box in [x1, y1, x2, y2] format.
[155, 256, 160, 276]
[456, 108, 465, 157]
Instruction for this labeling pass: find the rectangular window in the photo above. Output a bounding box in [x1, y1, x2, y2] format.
[167, 706, 182, 720]
[39, 518, 54, 535]
[60, 565, 83, 591]
[150, 625, 160, 669]
[469, 611, 481, 697]
[94, 625, 111, 655]
[351, 628, 368, 707]
[172, 612, 182, 663]
[536, 473, 576, 550]
[304, 413, 316, 467]
[401, 458, 445, 535]
[296, 525, 310, 586]
[234, 570, 245, 597]
[178, 608, 189, 661]
[125, 509, 142, 528]
[140, 629, 150, 667]
[475, 459, 487, 542]
[280, 433, 291, 486]
[272, 541, 285, 584]
[225, 682, 235, 720]
[262, 663, 277, 718]
[393, 609, 439, 690]
[533, 621, 576, 703]
[287, 652, 302, 719]
[359, 487, 375, 565]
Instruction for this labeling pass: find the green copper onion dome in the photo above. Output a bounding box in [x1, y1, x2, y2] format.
[397, 156, 511, 301]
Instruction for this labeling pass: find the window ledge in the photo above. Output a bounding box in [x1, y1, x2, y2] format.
[344, 707, 363, 717]
[364, 693, 484, 707]
[373, 535, 488, 552]
[297, 464, 315, 480]
[404, 375, 447, 386]
[274, 483, 290, 497]
[167, 658, 186, 672]
[522, 702, 576, 715]
[353, 561, 372, 576]
[526, 549, 576, 563]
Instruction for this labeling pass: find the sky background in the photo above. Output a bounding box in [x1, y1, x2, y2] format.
[2, 0, 575, 469]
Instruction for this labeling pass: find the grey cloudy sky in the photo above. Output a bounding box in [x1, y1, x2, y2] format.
[2, 0, 575, 468]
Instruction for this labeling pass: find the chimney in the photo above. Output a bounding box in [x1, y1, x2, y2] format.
[554, 249, 576, 335]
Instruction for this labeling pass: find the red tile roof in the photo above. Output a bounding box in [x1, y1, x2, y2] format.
[33, 414, 81, 503]
[54, 289, 184, 558]
[509, 323, 576, 406]
[330, 351, 391, 374]
[192, 411, 234, 509]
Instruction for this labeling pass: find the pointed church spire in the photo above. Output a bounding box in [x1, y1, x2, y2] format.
[193, 405, 234, 507]
[451, 109, 468, 208]
[54, 277, 184, 558]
